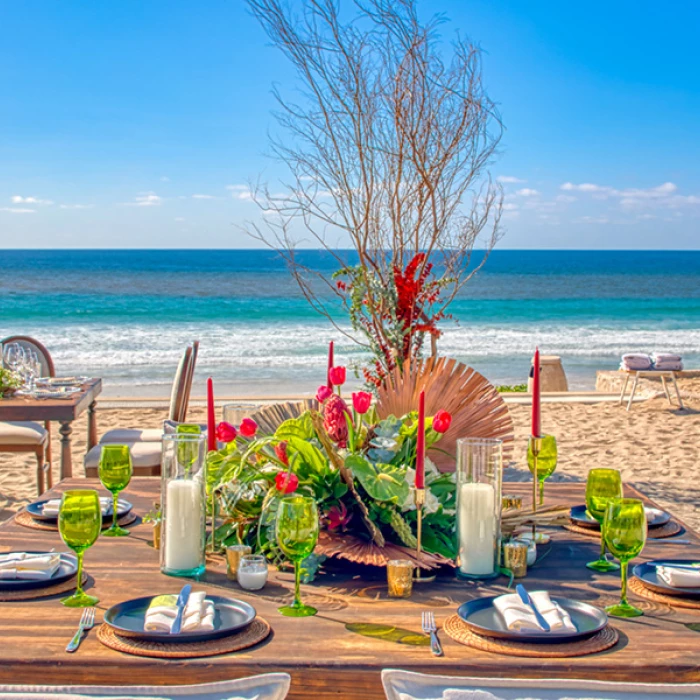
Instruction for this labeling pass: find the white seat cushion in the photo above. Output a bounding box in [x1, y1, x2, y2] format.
[0, 421, 48, 446]
[84, 441, 162, 470]
[100, 428, 164, 444]
[0, 673, 291, 699]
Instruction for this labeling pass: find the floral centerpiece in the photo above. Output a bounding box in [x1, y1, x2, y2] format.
[207, 369, 455, 578]
[0, 368, 22, 398]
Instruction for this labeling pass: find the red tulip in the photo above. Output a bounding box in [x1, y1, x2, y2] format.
[239, 417, 257, 438]
[316, 385, 333, 403]
[329, 366, 346, 386]
[275, 471, 299, 494]
[215, 421, 237, 443]
[432, 410, 452, 434]
[274, 440, 289, 466]
[352, 391, 372, 414]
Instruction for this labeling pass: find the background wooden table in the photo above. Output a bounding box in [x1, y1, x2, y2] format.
[0, 479, 698, 699]
[0, 379, 102, 479]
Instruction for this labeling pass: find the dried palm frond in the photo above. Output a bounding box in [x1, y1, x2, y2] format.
[501, 504, 570, 537]
[375, 356, 514, 471]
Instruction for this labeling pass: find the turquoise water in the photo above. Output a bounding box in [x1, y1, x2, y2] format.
[1, 249, 699, 396]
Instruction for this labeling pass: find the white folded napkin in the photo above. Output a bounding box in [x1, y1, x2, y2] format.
[41, 497, 113, 517]
[493, 591, 576, 634]
[0, 552, 61, 581]
[657, 564, 700, 588]
[144, 591, 215, 633]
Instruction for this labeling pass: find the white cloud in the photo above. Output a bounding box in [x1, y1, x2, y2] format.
[502, 202, 519, 211]
[556, 195, 577, 203]
[174, 217, 185, 222]
[561, 180, 699, 212]
[227, 185, 253, 201]
[192, 194, 216, 200]
[160, 176, 171, 182]
[576, 215, 609, 224]
[124, 192, 162, 207]
[11, 195, 53, 205]
[59, 204, 93, 210]
[0, 207, 35, 214]
[497, 175, 525, 184]
[516, 188, 540, 197]
[561, 182, 606, 193]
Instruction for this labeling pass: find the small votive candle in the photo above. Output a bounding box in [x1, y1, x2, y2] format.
[387, 559, 414, 598]
[502, 541, 528, 578]
[237, 554, 268, 591]
[226, 545, 251, 581]
[502, 494, 523, 510]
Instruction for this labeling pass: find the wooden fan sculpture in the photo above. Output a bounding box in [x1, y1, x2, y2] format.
[375, 356, 514, 471]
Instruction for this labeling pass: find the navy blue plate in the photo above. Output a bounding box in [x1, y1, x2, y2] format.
[570, 504, 670, 530]
[457, 595, 607, 643]
[633, 560, 700, 597]
[103, 594, 256, 643]
[26, 498, 132, 522]
[0, 551, 78, 591]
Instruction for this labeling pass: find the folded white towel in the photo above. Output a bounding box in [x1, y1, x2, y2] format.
[493, 591, 576, 634]
[0, 552, 61, 581]
[144, 591, 215, 633]
[657, 565, 700, 588]
[41, 497, 112, 517]
[653, 353, 682, 363]
[653, 361, 683, 371]
[621, 354, 653, 370]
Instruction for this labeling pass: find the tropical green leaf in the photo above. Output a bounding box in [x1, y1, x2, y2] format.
[287, 437, 328, 474]
[346, 455, 409, 504]
[274, 412, 315, 441]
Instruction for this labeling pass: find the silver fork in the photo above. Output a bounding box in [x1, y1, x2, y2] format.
[421, 611, 443, 657]
[66, 607, 95, 653]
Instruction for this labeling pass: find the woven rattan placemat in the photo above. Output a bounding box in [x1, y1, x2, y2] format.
[0, 573, 88, 602]
[628, 576, 700, 610]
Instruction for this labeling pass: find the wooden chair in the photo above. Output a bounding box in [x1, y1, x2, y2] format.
[0, 335, 54, 495]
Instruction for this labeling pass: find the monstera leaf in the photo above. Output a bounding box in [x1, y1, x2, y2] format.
[345, 455, 409, 504]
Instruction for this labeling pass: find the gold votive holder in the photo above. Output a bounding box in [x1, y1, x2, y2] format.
[502, 494, 523, 511]
[153, 521, 161, 550]
[226, 545, 251, 581]
[502, 541, 528, 578]
[387, 559, 414, 598]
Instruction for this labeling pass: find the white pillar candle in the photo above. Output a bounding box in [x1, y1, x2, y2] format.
[458, 482, 496, 576]
[164, 479, 203, 572]
[237, 568, 268, 591]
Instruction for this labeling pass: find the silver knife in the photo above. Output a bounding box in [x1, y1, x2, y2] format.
[170, 584, 192, 635]
[516, 584, 551, 632]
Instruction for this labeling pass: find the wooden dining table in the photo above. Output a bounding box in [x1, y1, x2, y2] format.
[0, 378, 102, 480]
[0, 479, 699, 699]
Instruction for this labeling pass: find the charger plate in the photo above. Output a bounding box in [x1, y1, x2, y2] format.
[15, 509, 137, 533]
[443, 614, 619, 658]
[564, 520, 681, 540]
[97, 617, 271, 658]
[26, 498, 132, 522]
[570, 505, 670, 530]
[0, 573, 88, 602]
[0, 552, 77, 591]
[628, 576, 700, 610]
[633, 560, 700, 597]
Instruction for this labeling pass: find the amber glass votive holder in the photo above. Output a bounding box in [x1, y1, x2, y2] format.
[387, 559, 414, 598]
[503, 540, 528, 578]
[226, 544, 251, 581]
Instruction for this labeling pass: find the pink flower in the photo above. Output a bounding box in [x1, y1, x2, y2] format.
[274, 440, 289, 466]
[316, 385, 333, 403]
[239, 417, 257, 438]
[275, 471, 299, 494]
[323, 394, 350, 448]
[432, 410, 452, 434]
[351, 391, 372, 415]
[215, 421, 237, 443]
[326, 502, 352, 530]
[329, 366, 346, 387]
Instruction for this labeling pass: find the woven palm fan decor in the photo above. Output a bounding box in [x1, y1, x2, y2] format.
[375, 357, 514, 471]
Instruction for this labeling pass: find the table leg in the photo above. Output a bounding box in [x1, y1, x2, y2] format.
[672, 373, 685, 410]
[59, 421, 73, 480]
[626, 373, 640, 412]
[88, 401, 98, 450]
[661, 375, 672, 405]
[619, 374, 630, 405]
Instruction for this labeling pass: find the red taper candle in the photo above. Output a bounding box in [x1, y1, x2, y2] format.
[206, 377, 217, 452]
[415, 390, 425, 489]
[327, 340, 334, 389]
[531, 347, 541, 438]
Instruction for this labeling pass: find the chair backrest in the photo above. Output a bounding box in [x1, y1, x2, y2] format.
[179, 340, 199, 422]
[1, 335, 55, 377]
[168, 345, 192, 422]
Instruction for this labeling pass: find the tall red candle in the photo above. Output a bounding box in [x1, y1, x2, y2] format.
[415, 390, 425, 489]
[206, 377, 217, 452]
[327, 340, 334, 389]
[531, 347, 541, 438]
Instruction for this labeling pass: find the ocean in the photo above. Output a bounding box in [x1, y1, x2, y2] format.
[1, 249, 699, 397]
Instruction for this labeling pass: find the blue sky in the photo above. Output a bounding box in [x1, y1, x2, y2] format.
[1, 0, 699, 249]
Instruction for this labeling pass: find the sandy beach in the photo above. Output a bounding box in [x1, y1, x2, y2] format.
[2, 384, 699, 532]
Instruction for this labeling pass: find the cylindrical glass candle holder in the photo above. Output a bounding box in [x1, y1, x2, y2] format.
[160, 433, 207, 578]
[456, 438, 503, 580]
[503, 540, 528, 578]
[226, 544, 252, 581]
[238, 554, 268, 591]
[387, 559, 414, 598]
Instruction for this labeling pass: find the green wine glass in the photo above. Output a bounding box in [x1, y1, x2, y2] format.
[527, 434, 557, 506]
[276, 495, 319, 617]
[99, 444, 133, 537]
[603, 498, 647, 618]
[58, 490, 102, 607]
[585, 468, 623, 572]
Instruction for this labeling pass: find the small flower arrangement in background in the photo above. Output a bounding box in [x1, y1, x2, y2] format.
[0, 368, 22, 398]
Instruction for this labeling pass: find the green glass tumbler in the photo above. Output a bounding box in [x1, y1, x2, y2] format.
[98, 444, 133, 537]
[585, 468, 622, 572]
[276, 495, 319, 617]
[58, 490, 101, 607]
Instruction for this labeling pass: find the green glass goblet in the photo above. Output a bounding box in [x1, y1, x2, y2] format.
[603, 497, 647, 618]
[98, 444, 133, 537]
[276, 495, 319, 617]
[527, 434, 558, 506]
[58, 489, 102, 607]
[585, 468, 622, 572]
